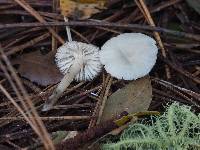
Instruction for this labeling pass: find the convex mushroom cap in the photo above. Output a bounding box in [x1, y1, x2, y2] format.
[100, 33, 158, 80]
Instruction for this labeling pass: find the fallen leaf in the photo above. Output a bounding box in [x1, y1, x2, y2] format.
[12, 51, 63, 86]
[100, 76, 152, 123]
[0, 145, 12, 150]
[186, 0, 200, 15]
[60, 0, 106, 19]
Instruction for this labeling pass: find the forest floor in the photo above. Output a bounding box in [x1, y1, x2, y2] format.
[0, 0, 199, 149]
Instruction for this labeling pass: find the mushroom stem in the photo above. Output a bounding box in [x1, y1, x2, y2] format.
[42, 59, 83, 111]
[64, 17, 72, 42]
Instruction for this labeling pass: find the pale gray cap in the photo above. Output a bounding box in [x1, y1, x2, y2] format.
[100, 33, 158, 80]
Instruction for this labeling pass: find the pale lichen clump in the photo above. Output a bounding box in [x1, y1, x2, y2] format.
[102, 103, 200, 150]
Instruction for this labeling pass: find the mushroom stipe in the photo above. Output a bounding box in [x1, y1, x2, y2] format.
[42, 41, 102, 111]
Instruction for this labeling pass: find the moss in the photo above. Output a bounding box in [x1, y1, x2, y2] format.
[102, 103, 200, 150]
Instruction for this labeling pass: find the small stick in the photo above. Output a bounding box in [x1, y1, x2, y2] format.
[0, 46, 55, 150]
[22, 78, 41, 93]
[14, 0, 64, 44]
[0, 116, 92, 121]
[56, 112, 131, 150]
[152, 78, 200, 101]
[97, 77, 113, 124]
[52, 0, 59, 51]
[52, 103, 94, 110]
[135, 0, 171, 79]
[89, 75, 111, 128]
[161, 57, 200, 84]
[6, 32, 50, 56]
[1, 21, 200, 41]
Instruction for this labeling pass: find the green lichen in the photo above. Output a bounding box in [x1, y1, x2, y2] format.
[102, 103, 200, 150]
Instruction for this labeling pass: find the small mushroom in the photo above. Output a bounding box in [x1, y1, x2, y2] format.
[42, 41, 102, 111]
[100, 33, 158, 80]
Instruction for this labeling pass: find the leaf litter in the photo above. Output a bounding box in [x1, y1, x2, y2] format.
[12, 51, 63, 86]
[0, 0, 200, 149]
[60, 0, 106, 19]
[100, 76, 152, 123]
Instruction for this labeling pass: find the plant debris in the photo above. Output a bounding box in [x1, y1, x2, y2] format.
[100, 76, 152, 123]
[60, 0, 106, 19]
[12, 51, 63, 86]
[0, 0, 200, 149]
[102, 102, 200, 150]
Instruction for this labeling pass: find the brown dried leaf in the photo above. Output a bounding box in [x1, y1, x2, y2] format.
[12, 51, 63, 86]
[60, 0, 106, 19]
[100, 76, 152, 123]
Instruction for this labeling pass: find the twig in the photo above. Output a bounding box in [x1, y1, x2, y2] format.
[152, 78, 200, 101]
[71, 29, 90, 43]
[0, 116, 93, 121]
[152, 78, 200, 108]
[1, 21, 200, 41]
[89, 75, 111, 128]
[13, 0, 64, 44]
[0, 46, 55, 150]
[5, 140, 22, 149]
[22, 78, 41, 93]
[97, 77, 113, 124]
[161, 57, 200, 84]
[135, 0, 171, 79]
[134, 0, 182, 21]
[3, 27, 43, 48]
[52, 103, 94, 110]
[52, 0, 59, 51]
[6, 32, 50, 56]
[0, 10, 63, 20]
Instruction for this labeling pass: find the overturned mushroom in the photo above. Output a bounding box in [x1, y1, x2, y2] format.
[42, 41, 102, 111]
[100, 33, 158, 80]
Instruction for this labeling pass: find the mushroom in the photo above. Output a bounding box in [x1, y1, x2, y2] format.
[42, 41, 102, 111]
[100, 33, 158, 80]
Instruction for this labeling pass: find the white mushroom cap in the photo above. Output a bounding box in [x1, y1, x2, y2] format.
[55, 41, 102, 81]
[100, 33, 158, 80]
